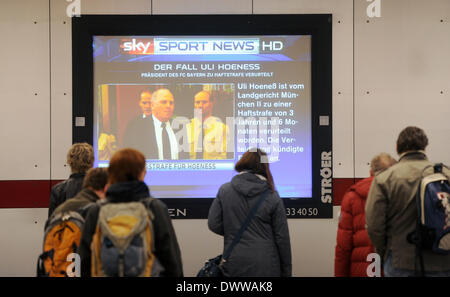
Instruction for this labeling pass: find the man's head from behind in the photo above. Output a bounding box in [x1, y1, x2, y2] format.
[139, 90, 152, 117]
[82, 167, 108, 199]
[151, 88, 174, 122]
[370, 153, 397, 176]
[396, 126, 429, 155]
[67, 143, 94, 174]
[194, 91, 213, 119]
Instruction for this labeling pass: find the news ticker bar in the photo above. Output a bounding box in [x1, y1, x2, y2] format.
[98, 161, 235, 171]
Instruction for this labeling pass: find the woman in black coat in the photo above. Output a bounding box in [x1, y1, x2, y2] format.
[208, 148, 292, 277]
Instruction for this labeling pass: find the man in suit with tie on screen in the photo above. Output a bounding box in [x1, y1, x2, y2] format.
[123, 88, 183, 160]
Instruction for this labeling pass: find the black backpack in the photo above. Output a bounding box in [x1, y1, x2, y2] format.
[407, 163, 450, 275]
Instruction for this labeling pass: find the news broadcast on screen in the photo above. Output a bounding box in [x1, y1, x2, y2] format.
[73, 15, 332, 218]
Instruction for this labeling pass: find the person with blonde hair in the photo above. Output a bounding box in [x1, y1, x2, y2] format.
[48, 143, 94, 217]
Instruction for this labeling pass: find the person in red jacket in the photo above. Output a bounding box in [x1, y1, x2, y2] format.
[335, 153, 397, 277]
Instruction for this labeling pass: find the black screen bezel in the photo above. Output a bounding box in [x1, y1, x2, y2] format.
[72, 14, 332, 219]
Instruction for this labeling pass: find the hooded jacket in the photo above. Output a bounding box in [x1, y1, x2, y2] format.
[77, 181, 183, 277]
[208, 172, 292, 277]
[335, 176, 376, 277]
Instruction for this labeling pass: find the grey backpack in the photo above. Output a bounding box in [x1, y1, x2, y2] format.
[91, 199, 163, 277]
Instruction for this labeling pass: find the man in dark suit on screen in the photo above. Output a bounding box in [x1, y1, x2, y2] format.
[123, 88, 185, 160]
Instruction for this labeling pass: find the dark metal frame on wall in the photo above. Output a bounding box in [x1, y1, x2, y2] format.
[72, 14, 332, 219]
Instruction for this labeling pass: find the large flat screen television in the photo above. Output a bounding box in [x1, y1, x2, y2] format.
[72, 14, 332, 218]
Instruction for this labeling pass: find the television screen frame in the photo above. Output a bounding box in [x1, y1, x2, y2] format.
[72, 14, 332, 219]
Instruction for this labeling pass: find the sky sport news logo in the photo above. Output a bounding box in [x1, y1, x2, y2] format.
[120, 38, 284, 55]
[120, 38, 155, 55]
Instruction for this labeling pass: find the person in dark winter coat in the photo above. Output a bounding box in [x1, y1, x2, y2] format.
[208, 148, 292, 277]
[51, 167, 108, 220]
[48, 143, 94, 218]
[334, 153, 397, 277]
[77, 148, 183, 277]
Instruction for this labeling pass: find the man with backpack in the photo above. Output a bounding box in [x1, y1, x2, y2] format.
[51, 167, 108, 218]
[77, 148, 183, 277]
[366, 126, 450, 276]
[38, 167, 108, 277]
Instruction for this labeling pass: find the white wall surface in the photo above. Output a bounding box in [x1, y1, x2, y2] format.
[0, 0, 50, 181]
[0, 0, 449, 277]
[153, 0, 252, 14]
[50, 0, 73, 179]
[0, 209, 47, 276]
[354, 0, 450, 176]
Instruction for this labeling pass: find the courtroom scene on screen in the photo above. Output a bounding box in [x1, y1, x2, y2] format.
[96, 83, 234, 161]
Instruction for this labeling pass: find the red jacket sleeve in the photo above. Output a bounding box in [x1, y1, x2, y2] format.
[335, 191, 355, 277]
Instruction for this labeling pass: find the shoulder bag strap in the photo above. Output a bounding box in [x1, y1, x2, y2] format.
[222, 189, 270, 262]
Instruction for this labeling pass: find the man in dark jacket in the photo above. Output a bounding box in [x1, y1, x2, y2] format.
[51, 167, 108, 219]
[366, 126, 450, 276]
[48, 143, 94, 217]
